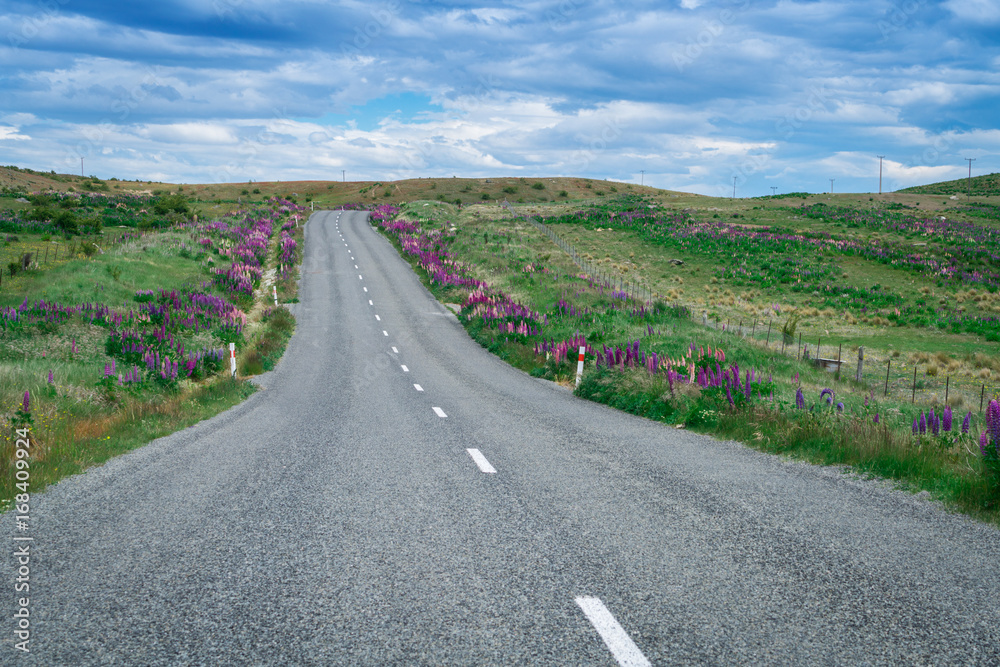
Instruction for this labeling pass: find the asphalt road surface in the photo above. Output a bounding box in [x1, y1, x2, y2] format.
[3, 209, 1000, 665]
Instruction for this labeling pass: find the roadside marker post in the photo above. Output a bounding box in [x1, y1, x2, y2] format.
[576, 346, 586, 388]
[272, 285, 278, 306]
[229, 343, 236, 378]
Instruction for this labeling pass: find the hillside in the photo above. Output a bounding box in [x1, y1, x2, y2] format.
[899, 172, 1000, 197]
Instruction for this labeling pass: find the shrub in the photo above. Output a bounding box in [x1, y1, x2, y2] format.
[532, 182, 545, 190]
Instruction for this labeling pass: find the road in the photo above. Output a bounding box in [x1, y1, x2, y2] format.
[3, 209, 1000, 665]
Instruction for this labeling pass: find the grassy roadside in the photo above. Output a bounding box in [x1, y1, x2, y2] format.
[371, 200, 1000, 526]
[1, 201, 306, 506]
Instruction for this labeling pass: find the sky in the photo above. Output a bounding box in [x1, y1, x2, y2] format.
[1, 0, 998, 197]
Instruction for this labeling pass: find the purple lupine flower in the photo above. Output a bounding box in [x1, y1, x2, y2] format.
[820, 387, 834, 404]
[931, 409, 939, 436]
[47, 369, 54, 384]
[21, 391, 29, 413]
[919, 412, 926, 434]
[725, 383, 734, 407]
[912, 418, 918, 435]
[980, 431, 989, 456]
[942, 406, 952, 433]
[744, 374, 751, 401]
[795, 388, 805, 410]
[874, 413, 879, 424]
[988, 400, 1000, 446]
[836, 402, 844, 413]
[962, 411, 972, 434]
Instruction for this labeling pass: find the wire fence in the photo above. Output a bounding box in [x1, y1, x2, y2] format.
[502, 202, 1000, 417]
[703, 314, 1000, 415]
[506, 204, 662, 304]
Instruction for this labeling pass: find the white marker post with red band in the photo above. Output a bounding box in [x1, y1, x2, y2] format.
[576, 346, 586, 388]
[229, 343, 236, 377]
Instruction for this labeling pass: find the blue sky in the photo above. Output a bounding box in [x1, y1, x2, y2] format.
[1, 0, 998, 196]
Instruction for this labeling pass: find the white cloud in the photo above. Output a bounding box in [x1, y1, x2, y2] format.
[944, 0, 1000, 23]
[138, 123, 238, 145]
[0, 126, 30, 141]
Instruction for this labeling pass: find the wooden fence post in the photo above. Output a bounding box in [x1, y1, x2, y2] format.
[912, 366, 918, 403]
[766, 321, 771, 345]
[856, 346, 864, 383]
[884, 359, 890, 396]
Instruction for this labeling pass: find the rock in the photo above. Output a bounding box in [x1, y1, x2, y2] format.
[669, 259, 684, 266]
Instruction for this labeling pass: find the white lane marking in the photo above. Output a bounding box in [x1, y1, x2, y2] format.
[432, 407, 447, 418]
[401, 365, 408, 372]
[575, 598, 650, 667]
[369, 300, 373, 305]
[466, 449, 497, 474]
[355, 264, 358, 269]
[375, 315, 381, 321]
[392, 347, 398, 353]
[383, 330, 389, 336]
[359, 275, 363, 280]
[414, 384, 423, 391]
[363, 287, 368, 292]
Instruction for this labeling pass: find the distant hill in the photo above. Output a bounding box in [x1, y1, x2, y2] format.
[898, 172, 1000, 197]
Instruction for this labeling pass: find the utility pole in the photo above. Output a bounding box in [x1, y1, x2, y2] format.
[732, 176, 737, 199]
[770, 186, 777, 196]
[640, 170, 644, 186]
[829, 178, 835, 194]
[965, 158, 976, 195]
[877, 155, 885, 194]
[342, 170, 346, 183]
[80, 157, 84, 178]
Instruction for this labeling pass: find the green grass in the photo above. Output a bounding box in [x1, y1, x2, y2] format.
[0, 201, 305, 506]
[377, 198, 1000, 526]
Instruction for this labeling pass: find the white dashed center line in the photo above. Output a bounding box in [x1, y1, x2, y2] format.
[466, 449, 496, 474]
[363, 287, 368, 292]
[391, 347, 398, 353]
[369, 300, 374, 305]
[432, 407, 447, 418]
[383, 330, 389, 336]
[414, 384, 423, 391]
[375, 315, 381, 321]
[575, 597, 650, 667]
[358, 275, 363, 280]
[400, 365, 408, 372]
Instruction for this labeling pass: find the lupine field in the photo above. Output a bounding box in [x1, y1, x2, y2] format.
[0, 188, 305, 503]
[371, 192, 1000, 523]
